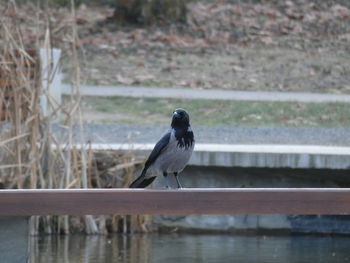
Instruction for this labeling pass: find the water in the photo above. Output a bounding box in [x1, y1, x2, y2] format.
[30, 234, 350, 263]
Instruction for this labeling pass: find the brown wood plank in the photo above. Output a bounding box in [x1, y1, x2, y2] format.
[0, 188, 350, 216]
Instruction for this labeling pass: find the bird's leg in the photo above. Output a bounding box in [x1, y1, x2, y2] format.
[163, 172, 170, 189]
[174, 172, 182, 189]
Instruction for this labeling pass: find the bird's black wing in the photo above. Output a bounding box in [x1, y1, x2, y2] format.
[129, 132, 170, 188]
[144, 131, 171, 170]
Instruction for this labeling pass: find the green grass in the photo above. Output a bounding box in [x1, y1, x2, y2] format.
[82, 96, 350, 127]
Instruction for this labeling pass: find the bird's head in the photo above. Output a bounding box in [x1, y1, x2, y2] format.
[171, 108, 190, 129]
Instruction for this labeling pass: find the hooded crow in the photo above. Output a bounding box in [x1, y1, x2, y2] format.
[129, 108, 195, 189]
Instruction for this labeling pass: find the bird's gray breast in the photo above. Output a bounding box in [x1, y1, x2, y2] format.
[150, 130, 194, 174]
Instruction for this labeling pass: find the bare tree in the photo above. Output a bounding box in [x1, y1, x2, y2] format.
[112, 0, 187, 24]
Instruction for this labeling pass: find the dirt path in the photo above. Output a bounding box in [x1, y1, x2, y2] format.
[63, 84, 350, 103]
[54, 123, 350, 146]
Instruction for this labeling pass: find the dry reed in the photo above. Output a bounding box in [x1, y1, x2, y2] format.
[0, 1, 151, 235]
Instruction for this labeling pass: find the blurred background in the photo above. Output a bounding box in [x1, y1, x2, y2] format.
[1, 0, 350, 262]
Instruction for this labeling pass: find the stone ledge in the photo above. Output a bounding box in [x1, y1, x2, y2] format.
[84, 143, 350, 170]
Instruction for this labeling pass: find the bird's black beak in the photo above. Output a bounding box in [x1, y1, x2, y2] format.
[173, 111, 180, 118]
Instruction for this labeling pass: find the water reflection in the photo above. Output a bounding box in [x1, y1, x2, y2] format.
[30, 234, 350, 263]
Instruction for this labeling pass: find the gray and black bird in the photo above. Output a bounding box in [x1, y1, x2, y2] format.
[129, 108, 195, 189]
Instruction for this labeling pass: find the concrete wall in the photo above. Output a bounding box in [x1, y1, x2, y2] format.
[153, 166, 350, 234]
[91, 143, 350, 169]
[191, 149, 350, 169]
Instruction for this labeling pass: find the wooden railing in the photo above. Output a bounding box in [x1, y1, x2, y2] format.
[1, 188, 350, 216]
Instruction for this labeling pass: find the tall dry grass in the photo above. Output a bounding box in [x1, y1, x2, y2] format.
[0, 1, 151, 235]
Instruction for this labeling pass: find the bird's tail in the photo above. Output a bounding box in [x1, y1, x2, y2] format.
[129, 169, 156, 188]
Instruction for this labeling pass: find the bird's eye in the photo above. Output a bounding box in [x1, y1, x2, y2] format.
[173, 110, 184, 118]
